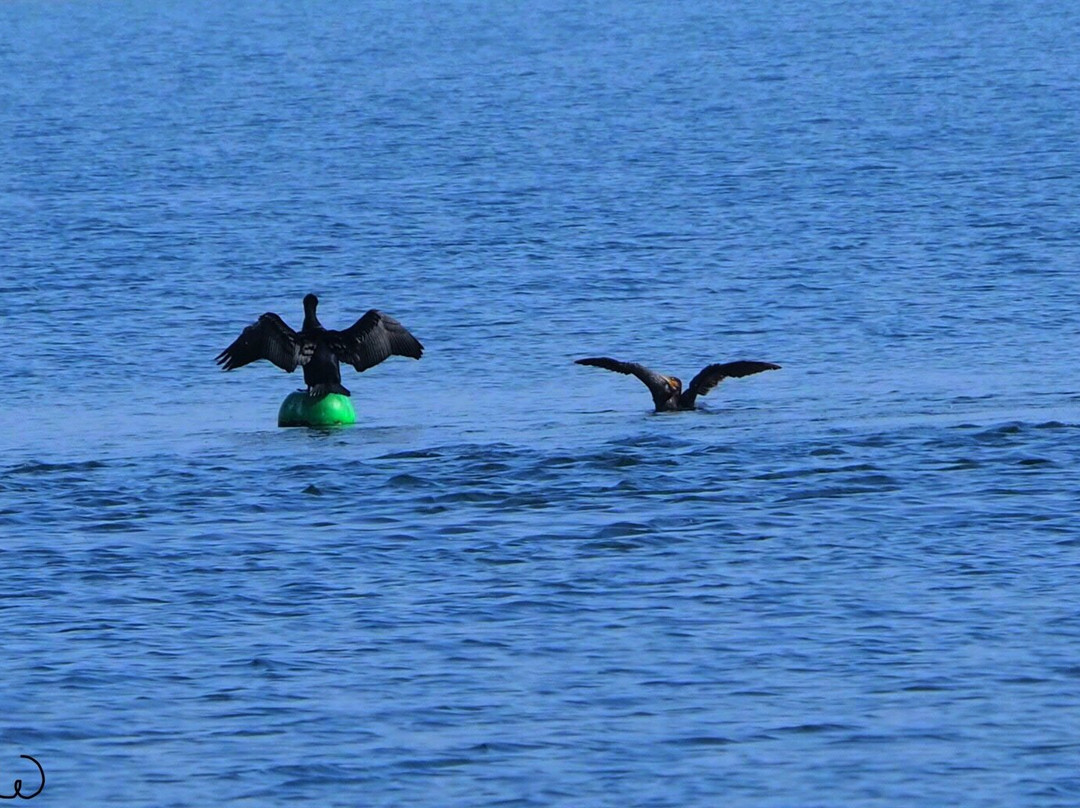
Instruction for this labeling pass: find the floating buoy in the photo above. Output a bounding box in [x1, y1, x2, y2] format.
[277, 392, 356, 427]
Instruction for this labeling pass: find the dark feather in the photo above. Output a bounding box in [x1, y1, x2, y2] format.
[216, 296, 423, 398]
[215, 313, 304, 373]
[329, 309, 425, 373]
[575, 357, 674, 405]
[686, 360, 781, 399]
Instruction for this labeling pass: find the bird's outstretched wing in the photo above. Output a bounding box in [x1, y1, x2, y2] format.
[328, 310, 424, 373]
[575, 357, 673, 405]
[684, 360, 780, 403]
[215, 313, 305, 372]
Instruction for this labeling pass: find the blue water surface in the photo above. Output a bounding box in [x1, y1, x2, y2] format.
[2, 1, 1080, 805]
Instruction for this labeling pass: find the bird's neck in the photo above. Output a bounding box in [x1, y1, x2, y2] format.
[302, 306, 322, 331]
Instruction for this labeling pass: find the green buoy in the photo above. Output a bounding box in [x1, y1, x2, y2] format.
[277, 392, 357, 428]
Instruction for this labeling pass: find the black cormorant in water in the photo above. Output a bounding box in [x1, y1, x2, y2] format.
[576, 357, 780, 412]
[216, 294, 423, 396]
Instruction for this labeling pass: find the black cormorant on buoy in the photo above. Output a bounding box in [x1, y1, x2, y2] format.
[216, 293, 423, 398]
[576, 357, 779, 412]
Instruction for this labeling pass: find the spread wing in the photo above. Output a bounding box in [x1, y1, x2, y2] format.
[575, 357, 672, 402]
[686, 360, 781, 399]
[327, 309, 424, 373]
[215, 313, 305, 372]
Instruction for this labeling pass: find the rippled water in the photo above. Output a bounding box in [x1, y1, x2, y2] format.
[3, 1, 1080, 805]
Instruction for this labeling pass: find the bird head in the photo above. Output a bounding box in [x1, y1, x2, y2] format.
[303, 293, 319, 312]
[667, 376, 682, 394]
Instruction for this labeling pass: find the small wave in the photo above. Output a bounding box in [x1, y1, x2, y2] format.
[386, 473, 437, 489]
[5, 459, 108, 476]
[667, 735, 737, 747]
[780, 480, 899, 501]
[775, 723, 855, 735]
[378, 449, 444, 460]
[579, 540, 644, 553]
[594, 521, 652, 539]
